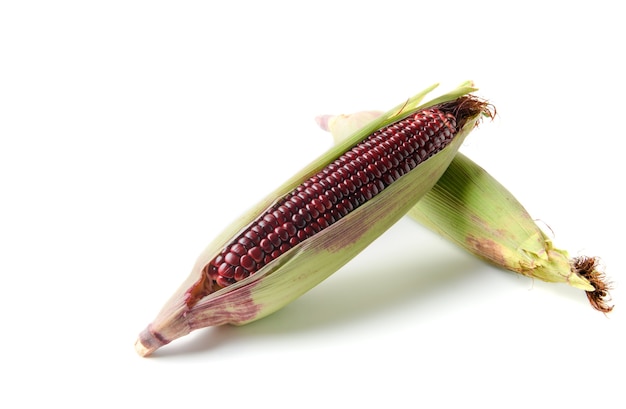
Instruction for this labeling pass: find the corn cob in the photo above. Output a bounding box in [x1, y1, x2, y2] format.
[318, 108, 613, 313]
[135, 83, 493, 356]
[202, 102, 460, 294]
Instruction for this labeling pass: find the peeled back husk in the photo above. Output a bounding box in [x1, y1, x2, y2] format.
[135, 82, 491, 356]
[318, 106, 613, 313]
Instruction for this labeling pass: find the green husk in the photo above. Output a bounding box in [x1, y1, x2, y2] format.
[135, 82, 489, 356]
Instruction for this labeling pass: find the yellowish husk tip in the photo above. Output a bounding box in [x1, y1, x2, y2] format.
[134, 338, 150, 357]
[567, 271, 595, 291]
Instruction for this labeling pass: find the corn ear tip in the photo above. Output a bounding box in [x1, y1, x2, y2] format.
[135, 337, 152, 357]
[135, 326, 166, 357]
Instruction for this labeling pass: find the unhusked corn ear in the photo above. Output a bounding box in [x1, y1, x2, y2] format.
[135, 82, 492, 356]
[409, 153, 613, 312]
[320, 108, 613, 313]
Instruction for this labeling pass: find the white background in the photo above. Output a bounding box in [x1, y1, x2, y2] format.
[1, 1, 624, 407]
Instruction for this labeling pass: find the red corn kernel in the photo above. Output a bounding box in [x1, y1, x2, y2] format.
[246, 229, 261, 243]
[275, 227, 289, 242]
[257, 220, 274, 234]
[343, 178, 356, 193]
[240, 255, 255, 271]
[272, 210, 286, 225]
[323, 212, 335, 224]
[224, 252, 240, 266]
[218, 263, 235, 278]
[292, 213, 306, 228]
[317, 217, 329, 230]
[263, 213, 278, 228]
[230, 243, 246, 256]
[248, 247, 264, 263]
[267, 232, 281, 247]
[238, 236, 254, 249]
[216, 275, 236, 288]
[259, 238, 274, 253]
[297, 229, 309, 241]
[207, 264, 218, 279]
[325, 189, 338, 204]
[234, 266, 249, 281]
[283, 222, 297, 237]
[310, 198, 325, 214]
[306, 203, 320, 219]
[277, 204, 293, 218]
